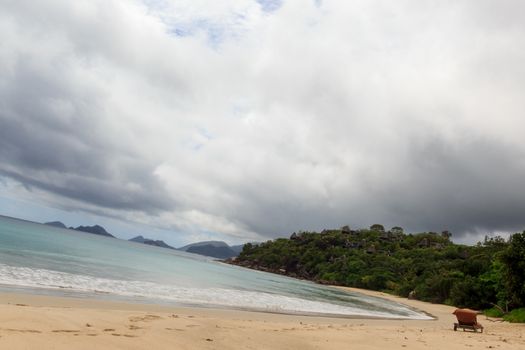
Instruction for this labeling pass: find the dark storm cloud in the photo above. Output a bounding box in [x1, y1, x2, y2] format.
[1, 0, 525, 242]
[0, 102, 174, 213]
[377, 135, 525, 234]
[221, 134, 525, 240]
[0, 7, 174, 213]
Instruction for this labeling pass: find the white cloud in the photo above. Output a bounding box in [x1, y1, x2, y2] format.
[1, 0, 525, 242]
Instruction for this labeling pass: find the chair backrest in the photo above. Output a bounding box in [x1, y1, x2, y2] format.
[453, 308, 478, 324]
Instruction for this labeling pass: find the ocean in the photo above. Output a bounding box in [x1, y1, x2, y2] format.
[0, 215, 431, 319]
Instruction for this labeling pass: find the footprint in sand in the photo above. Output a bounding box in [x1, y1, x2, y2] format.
[129, 315, 162, 323]
[3, 328, 42, 333]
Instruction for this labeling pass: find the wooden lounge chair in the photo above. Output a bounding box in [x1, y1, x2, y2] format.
[453, 308, 483, 333]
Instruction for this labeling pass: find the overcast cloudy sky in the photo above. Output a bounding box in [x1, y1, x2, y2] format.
[1, 0, 524, 246]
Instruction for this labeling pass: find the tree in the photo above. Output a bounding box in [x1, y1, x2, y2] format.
[391, 226, 404, 234]
[341, 225, 351, 234]
[370, 224, 385, 232]
[500, 231, 525, 307]
[233, 226, 516, 313]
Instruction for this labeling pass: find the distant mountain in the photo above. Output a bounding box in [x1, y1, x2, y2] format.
[143, 239, 175, 249]
[230, 244, 245, 255]
[179, 241, 239, 259]
[178, 240, 230, 251]
[44, 221, 67, 229]
[128, 235, 175, 249]
[129, 235, 146, 243]
[73, 225, 115, 238]
[42, 219, 244, 256]
[186, 244, 237, 259]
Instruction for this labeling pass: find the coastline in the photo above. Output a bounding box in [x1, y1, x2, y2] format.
[1, 288, 523, 349]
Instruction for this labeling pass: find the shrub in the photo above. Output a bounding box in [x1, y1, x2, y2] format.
[483, 307, 504, 318]
[503, 308, 525, 323]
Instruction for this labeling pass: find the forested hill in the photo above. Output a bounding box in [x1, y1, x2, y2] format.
[230, 225, 525, 314]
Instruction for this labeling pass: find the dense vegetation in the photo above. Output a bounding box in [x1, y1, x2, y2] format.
[232, 225, 525, 318]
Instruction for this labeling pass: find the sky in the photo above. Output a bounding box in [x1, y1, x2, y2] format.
[1, 0, 525, 246]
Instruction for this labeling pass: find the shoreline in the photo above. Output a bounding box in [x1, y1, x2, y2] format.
[1, 288, 524, 349]
[0, 283, 432, 321]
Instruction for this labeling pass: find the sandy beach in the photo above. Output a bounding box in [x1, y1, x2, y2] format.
[1, 288, 523, 350]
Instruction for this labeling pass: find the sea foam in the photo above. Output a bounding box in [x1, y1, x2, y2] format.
[0, 263, 430, 319]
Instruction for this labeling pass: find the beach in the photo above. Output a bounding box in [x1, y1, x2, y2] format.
[1, 288, 523, 350]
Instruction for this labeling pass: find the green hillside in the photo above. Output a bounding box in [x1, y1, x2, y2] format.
[232, 225, 525, 317]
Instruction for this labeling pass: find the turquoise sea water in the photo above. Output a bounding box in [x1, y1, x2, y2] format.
[0, 215, 431, 319]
